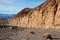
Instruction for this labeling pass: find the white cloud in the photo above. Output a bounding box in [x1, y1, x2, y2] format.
[0, 5, 18, 12]
[0, 4, 19, 14]
[4, 0, 13, 2]
[0, 0, 13, 3]
[0, 5, 3, 7]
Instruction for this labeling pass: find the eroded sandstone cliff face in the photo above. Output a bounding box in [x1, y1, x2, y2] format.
[8, 8, 32, 26]
[8, 0, 60, 29]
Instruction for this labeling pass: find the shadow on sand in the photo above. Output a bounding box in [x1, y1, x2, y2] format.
[46, 38, 60, 40]
[52, 38, 60, 40]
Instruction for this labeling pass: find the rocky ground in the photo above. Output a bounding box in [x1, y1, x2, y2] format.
[0, 27, 60, 40]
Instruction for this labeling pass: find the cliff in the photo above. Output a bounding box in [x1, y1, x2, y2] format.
[7, 0, 60, 29]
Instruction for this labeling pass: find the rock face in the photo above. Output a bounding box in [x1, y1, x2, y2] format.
[8, 8, 32, 26]
[8, 0, 60, 28]
[0, 20, 8, 25]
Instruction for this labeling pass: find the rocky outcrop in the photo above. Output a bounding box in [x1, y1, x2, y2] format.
[8, 8, 32, 26]
[8, 0, 60, 29]
[0, 20, 9, 25]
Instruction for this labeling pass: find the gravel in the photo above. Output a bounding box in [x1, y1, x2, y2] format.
[0, 27, 60, 40]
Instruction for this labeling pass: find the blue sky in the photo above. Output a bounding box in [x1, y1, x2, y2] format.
[0, 0, 46, 14]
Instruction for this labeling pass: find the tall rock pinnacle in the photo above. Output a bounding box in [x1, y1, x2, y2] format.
[8, 0, 60, 29]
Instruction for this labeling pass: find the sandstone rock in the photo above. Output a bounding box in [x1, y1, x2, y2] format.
[4, 0, 60, 29]
[0, 20, 8, 26]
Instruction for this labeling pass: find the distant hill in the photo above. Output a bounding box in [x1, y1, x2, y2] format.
[0, 14, 15, 20]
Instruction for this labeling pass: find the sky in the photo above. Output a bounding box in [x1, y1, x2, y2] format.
[0, 0, 46, 14]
